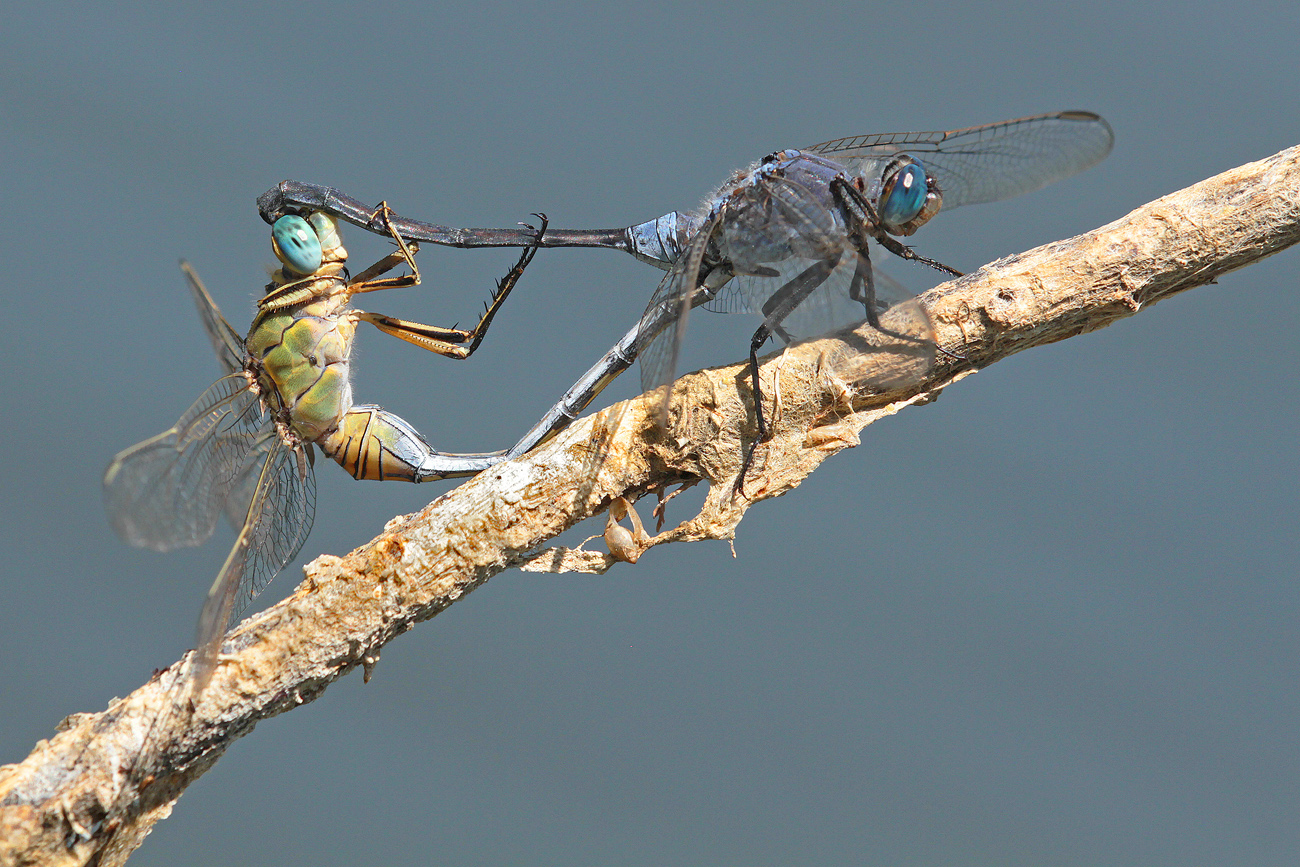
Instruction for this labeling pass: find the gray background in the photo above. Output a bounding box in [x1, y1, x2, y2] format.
[3, 2, 1298, 865]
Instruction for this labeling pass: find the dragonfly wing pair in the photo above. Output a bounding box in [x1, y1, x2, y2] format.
[103, 274, 316, 688]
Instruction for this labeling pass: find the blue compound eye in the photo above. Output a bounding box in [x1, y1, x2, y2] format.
[272, 214, 322, 275]
[878, 161, 928, 228]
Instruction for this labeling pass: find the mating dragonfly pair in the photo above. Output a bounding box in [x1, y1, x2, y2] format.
[106, 111, 1114, 693]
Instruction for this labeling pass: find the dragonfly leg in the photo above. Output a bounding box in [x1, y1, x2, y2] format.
[346, 245, 421, 291]
[345, 202, 426, 293]
[832, 178, 963, 278]
[738, 257, 839, 490]
[457, 212, 548, 357]
[357, 213, 548, 359]
[320, 405, 504, 482]
[843, 252, 928, 347]
[355, 310, 491, 357]
[843, 228, 962, 362]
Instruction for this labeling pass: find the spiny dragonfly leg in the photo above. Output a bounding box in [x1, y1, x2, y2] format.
[357, 213, 549, 359]
[461, 212, 549, 356]
[738, 257, 839, 492]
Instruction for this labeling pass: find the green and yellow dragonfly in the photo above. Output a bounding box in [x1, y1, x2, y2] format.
[103, 207, 542, 694]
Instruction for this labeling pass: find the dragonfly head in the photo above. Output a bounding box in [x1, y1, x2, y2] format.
[271, 212, 348, 277]
[873, 155, 943, 237]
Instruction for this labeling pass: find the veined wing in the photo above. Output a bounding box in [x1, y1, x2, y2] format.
[221, 432, 279, 533]
[182, 261, 245, 375]
[193, 436, 316, 690]
[635, 212, 721, 399]
[805, 111, 1114, 211]
[704, 174, 846, 337]
[180, 262, 281, 534]
[707, 254, 857, 337]
[703, 174, 937, 386]
[103, 374, 268, 552]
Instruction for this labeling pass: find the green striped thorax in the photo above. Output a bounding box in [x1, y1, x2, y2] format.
[246, 212, 356, 442]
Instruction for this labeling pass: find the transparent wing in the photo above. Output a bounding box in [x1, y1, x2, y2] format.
[703, 175, 936, 385]
[821, 295, 937, 393]
[708, 255, 853, 339]
[709, 250, 931, 341]
[704, 175, 847, 338]
[181, 261, 245, 375]
[233, 442, 315, 618]
[635, 214, 720, 395]
[192, 438, 316, 691]
[222, 432, 279, 531]
[179, 262, 276, 536]
[103, 374, 269, 552]
[804, 110, 1114, 211]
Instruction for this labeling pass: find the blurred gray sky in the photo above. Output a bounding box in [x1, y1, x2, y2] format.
[3, 2, 1299, 865]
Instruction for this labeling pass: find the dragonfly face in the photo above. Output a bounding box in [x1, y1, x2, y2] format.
[868, 155, 943, 236]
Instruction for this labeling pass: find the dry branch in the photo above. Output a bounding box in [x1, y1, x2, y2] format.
[3, 144, 1299, 866]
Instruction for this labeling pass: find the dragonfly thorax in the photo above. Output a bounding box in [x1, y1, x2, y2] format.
[709, 151, 852, 270]
[245, 296, 357, 443]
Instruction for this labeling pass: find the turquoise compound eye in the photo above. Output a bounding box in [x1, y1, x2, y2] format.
[878, 162, 928, 228]
[272, 215, 323, 275]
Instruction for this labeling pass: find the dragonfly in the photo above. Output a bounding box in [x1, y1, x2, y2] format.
[260, 111, 1115, 480]
[103, 207, 544, 695]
